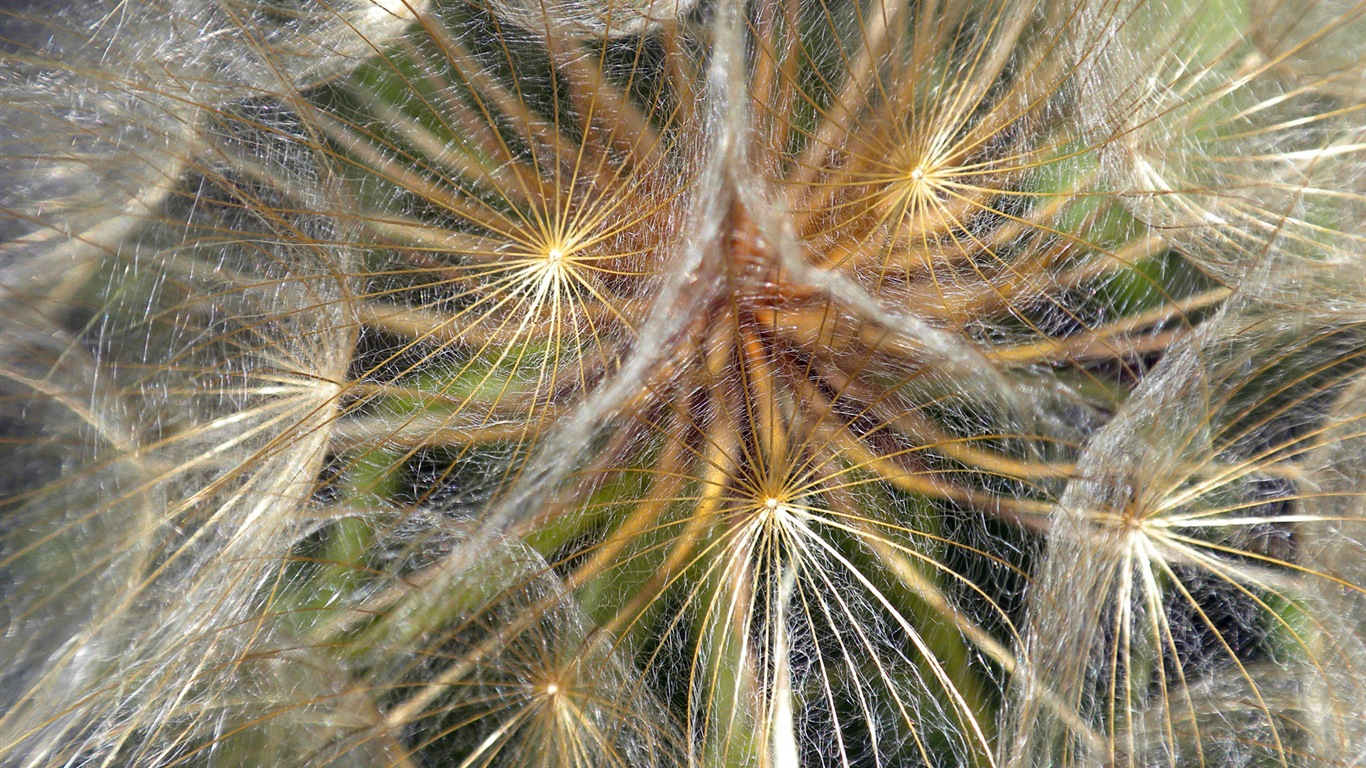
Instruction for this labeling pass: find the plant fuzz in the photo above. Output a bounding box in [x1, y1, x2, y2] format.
[3, 0, 1366, 766]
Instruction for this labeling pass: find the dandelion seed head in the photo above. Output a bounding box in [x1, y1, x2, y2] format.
[9, 0, 1366, 766]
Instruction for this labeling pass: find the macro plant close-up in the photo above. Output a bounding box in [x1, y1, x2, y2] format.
[3, 0, 1366, 765]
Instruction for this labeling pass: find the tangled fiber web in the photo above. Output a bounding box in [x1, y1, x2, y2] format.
[3, 0, 1366, 766]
